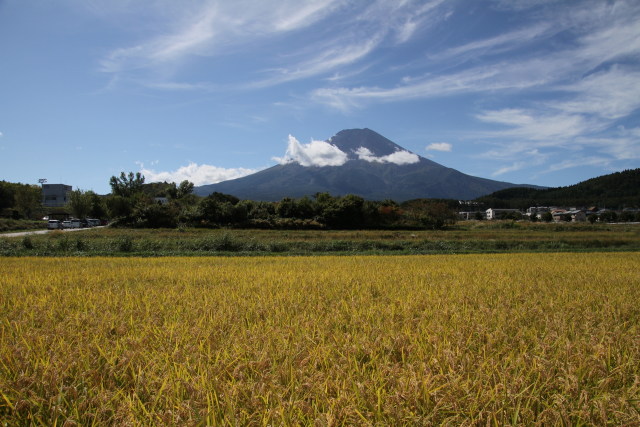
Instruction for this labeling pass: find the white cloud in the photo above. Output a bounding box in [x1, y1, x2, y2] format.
[273, 135, 348, 167]
[355, 147, 420, 165]
[139, 162, 260, 186]
[383, 150, 420, 165]
[426, 142, 452, 152]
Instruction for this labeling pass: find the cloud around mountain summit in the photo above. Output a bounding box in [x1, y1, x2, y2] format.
[273, 135, 420, 167]
[273, 135, 349, 167]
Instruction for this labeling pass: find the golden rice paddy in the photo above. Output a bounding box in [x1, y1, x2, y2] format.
[1, 253, 639, 425]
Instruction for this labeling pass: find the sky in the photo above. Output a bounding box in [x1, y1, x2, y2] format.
[1, 0, 639, 195]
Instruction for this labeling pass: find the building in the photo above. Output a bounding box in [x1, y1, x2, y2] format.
[552, 209, 587, 222]
[526, 207, 550, 218]
[42, 184, 72, 207]
[485, 208, 521, 220]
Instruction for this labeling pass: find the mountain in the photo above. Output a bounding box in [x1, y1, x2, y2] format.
[195, 128, 539, 201]
[476, 168, 640, 209]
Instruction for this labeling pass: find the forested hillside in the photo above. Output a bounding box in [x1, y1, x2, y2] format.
[476, 169, 640, 209]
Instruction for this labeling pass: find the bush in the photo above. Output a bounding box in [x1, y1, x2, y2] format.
[116, 236, 134, 252]
[21, 236, 34, 249]
[75, 238, 88, 251]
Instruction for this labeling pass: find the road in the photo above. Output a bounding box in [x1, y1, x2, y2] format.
[1, 227, 104, 238]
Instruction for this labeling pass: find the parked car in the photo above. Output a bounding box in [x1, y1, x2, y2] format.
[61, 220, 72, 229]
[47, 220, 62, 230]
[87, 219, 100, 227]
[68, 219, 83, 228]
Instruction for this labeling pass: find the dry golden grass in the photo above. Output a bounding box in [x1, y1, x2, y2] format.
[1, 253, 639, 425]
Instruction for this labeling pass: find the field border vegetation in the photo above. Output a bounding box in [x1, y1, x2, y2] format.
[1, 222, 639, 257]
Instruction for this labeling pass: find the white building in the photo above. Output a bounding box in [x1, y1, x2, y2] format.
[485, 208, 521, 220]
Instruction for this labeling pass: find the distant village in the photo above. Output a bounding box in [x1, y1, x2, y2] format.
[458, 201, 639, 223]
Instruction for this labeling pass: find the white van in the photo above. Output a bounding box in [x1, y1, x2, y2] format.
[47, 220, 61, 229]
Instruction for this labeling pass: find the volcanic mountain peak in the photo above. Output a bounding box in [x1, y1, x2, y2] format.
[328, 128, 410, 159]
[194, 128, 538, 201]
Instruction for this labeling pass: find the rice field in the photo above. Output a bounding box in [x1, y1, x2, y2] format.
[1, 253, 639, 425]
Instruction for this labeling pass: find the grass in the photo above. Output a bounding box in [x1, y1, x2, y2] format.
[1, 253, 639, 424]
[1, 222, 639, 256]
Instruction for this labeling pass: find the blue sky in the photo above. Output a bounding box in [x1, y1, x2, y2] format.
[1, 0, 639, 195]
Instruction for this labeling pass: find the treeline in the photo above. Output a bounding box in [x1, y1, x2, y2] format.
[91, 172, 457, 230]
[0, 181, 43, 219]
[0, 173, 458, 230]
[477, 168, 640, 209]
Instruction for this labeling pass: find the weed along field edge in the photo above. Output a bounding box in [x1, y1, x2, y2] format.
[1, 253, 639, 425]
[2, 222, 640, 256]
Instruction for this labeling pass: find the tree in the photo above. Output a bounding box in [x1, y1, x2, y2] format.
[105, 195, 134, 219]
[177, 180, 194, 198]
[329, 194, 365, 228]
[541, 211, 553, 222]
[13, 184, 41, 219]
[619, 211, 636, 222]
[68, 189, 92, 219]
[401, 199, 457, 229]
[87, 192, 107, 219]
[599, 210, 618, 223]
[134, 202, 178, 228]
[276, 197, 297, 218]
[109, 172, 145, 197]
[0, 181, 16, 212]
[199, 197, 236, 225]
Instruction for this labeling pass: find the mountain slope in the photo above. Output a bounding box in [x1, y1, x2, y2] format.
[195, 128, 538, 201]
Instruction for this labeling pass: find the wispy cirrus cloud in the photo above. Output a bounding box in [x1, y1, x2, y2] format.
[99, 0, 345, 82]
[429, 22, 554, 62]
[312, 1, 640, 113]
[552, 67, 640, 121]
[98, 0, 446, 89]
[475, 109, 595, 143]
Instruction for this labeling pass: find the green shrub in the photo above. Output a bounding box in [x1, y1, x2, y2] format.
[116, 236, 134, 252]
[21, 236, 34, 250]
